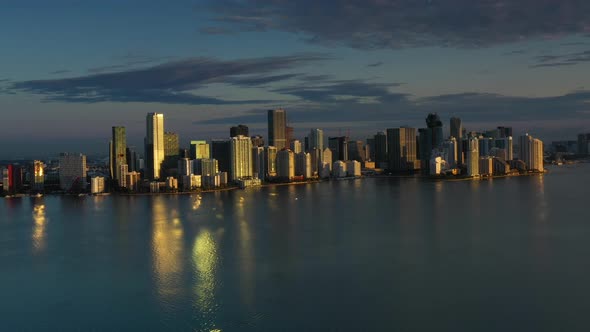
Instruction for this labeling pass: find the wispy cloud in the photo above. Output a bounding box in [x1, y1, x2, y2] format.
[5, 53, 330, 105]
[49, 69, 71, 75]
[367, 62, 384, 67]
[207, 0, 590, 49]
[531, 50, 590, 68]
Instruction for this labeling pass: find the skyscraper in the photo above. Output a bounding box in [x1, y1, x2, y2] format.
[211, 140, 231, 173]
[230, 135, 253, 181]
[308, 128, 324, 151]
[291, 140, 302, 154]
[264, 146, 278, 179]
[277, 149, 295, 179]
[110, 126, 127, 182]
[59, 153, 87, 191]
[466, 137, 480, 177]
[386, 127, 417, 171]
[519, 134, 544, 172]
[145, 113, 164, 180]
[295, 152, 312, 179]
[230, 124, 249, 137]
[442, 137, 458, 168]
[31, 160, 45, 192]
[426, 113, 444, 149]
[268, 109, 287, 150]
[190, 140, 210, 160]
[373, 131, 388, 167]
[252, 146, 265, 180]
[450, 117, 463, 164]
[328, 136, 348, 161]
[285, 126, 294, 148]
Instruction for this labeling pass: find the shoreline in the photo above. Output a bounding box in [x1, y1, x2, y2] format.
[0, 171, 548, 198]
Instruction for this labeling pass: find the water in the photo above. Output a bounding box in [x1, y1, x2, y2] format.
[1, 164, 590, 331]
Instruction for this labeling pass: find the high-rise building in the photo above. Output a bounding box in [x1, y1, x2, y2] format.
[277, 149, 295, 179]
[251, 135, 265, 147]
[373, 132, 388, 168]
[194, 158, 219, 177]
[519, 134, 544, 172]
[308, 128, 324, 151]
[162, 132, 180, 175]
[190, 140, 210, 160]
[178, 158, 193, 177]
[211, 140, 231, 173]
[126, 171, 141, 191]
[442, 137, 458, 168]
[145, 113, 165, 180]
[418, 128, 432, 171]
[2, 165, 23, 193]
[426, 113, 444, 149]
[59, 153, 87, 191]
[347, 140, 366, 162]
[291, 140, 302, 154]
[126, 147, 139, 172]
[285, 126, 294, 148]
[252, 146, 265, 180]
[466, 137, 479, 177]
[230, 124, 249, 137]
[31, 160, 45, 192]
[90, 176, 105, 194]
[386, 127, 417, 172]
[328, 136, 348, 161]
[323, 148, 333, 171]
[230, 135, 253, 181]
[110, 126, 127, 182]
[295, 152, 312, 179]
[118, 164, 128, 188]
[450, 117, 463, 164]
[495, 137, 513, 160]
[268, 109, 287, 150]
[263, 146, 278, 179]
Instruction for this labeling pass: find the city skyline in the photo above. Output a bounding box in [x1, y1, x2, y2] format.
[1, 1, 590, 158]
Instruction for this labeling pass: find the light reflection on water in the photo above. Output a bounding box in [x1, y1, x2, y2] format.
[151, 196, 185, 305]
[192, 229, 220, 320]
[31, 199, 47, 253]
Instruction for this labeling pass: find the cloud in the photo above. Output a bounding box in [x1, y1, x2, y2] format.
[272, 79, 405, 103]
[367, 62, 384, 67]
[5, 53, 330, 105]
[207, 0, 590, 49]
[531, 50, 590, 67]
[199, 89, 590, 135]
[49, 69, 71, 75]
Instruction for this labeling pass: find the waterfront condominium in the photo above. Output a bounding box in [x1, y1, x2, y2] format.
[268, 109, 287, 150]
[145, 113, 165, 180]
[59, 152, 87, 191]
[230, 135, 253, 181]
[110, 126, 127, 182]
[519, 133, 544, 172]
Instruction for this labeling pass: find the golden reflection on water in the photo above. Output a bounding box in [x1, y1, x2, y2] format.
[32, 200, 47, 253]
[236, 194, 254, 307]
[192, 229, 218, 311]
[151, 197, 185, 302]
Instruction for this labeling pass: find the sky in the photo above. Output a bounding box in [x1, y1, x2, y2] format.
[1, 0, 590, 159]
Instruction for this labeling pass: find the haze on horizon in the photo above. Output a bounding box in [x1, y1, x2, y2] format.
[1, 0, 590, 159]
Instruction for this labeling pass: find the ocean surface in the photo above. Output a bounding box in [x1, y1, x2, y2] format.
[1, 164, 590, 331]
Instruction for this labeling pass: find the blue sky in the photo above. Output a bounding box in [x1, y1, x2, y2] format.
[1, 0, 590, 158]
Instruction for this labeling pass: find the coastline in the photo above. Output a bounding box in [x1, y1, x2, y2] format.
[0, 171, 548, 199]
